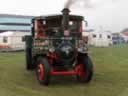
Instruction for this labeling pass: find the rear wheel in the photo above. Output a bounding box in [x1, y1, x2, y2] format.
[36, 57, 50, 86]
[77, 55, 93, 83]
[26, 48, 34, 70]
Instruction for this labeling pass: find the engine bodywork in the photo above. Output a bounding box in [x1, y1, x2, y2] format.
[25, 8, 89, 73]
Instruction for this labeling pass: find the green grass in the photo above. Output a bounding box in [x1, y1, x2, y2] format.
[0, 44, 128, 96]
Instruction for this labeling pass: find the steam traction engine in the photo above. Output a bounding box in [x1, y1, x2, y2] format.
[25, 8, 93, 85]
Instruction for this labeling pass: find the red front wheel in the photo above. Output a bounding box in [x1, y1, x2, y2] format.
[36, 57, 50, 86]
[76, 56, 93, 83]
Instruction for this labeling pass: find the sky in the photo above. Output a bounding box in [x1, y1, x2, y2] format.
[0, 0, 127, 32]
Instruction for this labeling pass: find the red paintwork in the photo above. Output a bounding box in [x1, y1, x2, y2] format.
[50, 64, 85, 76]
[47, 51, 85, 77]
[37, 64, 44, 81]
[51, 67, 77, 75]
[47, 52, 57, 59]
[76, 64, 86, 79]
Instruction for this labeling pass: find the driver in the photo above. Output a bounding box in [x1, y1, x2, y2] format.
[34, 18, 46, 38]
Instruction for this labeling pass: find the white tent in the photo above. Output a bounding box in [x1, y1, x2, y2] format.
[0, 31, 31, 51]
[83, 29, 113, 47]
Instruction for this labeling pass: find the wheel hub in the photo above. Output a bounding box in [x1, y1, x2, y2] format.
[76, 64, 86, 79]
[37, 64, 44, 81]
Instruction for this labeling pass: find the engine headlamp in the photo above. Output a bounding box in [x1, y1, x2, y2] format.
[49, 47, 55, 53]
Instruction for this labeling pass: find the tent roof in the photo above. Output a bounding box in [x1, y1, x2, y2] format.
[121, 32, 128, 36]
[0, 31, 13, 36]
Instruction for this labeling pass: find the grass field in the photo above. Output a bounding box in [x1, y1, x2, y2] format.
[0, 44, 128, 96]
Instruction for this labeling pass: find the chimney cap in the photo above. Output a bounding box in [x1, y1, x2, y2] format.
[62, 8, 70, 13]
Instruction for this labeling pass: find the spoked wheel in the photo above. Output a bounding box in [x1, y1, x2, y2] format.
[36, 57, 50, 86]
[76, 55, 93, 83]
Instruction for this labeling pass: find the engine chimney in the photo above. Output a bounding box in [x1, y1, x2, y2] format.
[61, 8, 70, 31]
